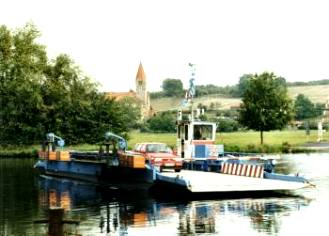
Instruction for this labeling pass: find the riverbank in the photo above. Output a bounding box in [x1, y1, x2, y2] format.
[1, 130, 328, 158]
[129, 130, 329, 153]
[0, 145, 40, 158]
[0, 144, 99, 158]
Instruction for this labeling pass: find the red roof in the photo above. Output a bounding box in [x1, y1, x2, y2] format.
[105, 91, 137, 100]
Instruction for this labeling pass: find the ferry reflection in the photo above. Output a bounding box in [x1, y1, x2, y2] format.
[38, 175, 103, 211]
[177, 197, 310, 235]
[38, 176, 310, 235]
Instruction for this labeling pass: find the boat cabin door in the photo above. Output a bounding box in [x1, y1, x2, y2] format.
[177, 121, 216, 158]
[177, 123, 191, 158]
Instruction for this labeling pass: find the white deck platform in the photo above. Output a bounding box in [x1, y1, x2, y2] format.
[156, 170, 310, 193]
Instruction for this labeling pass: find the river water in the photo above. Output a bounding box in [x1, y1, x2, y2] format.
[0, 153, 328, 236]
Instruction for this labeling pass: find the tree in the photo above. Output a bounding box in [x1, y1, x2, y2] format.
[42, 54, 140, 144]
[0, 24, 47, 144]
[0, 24, 139, 145]
[145, 112, 176, 132]
[115, 97, 141, 129]
[238, 72, 293, 144]
[294, 94, 317, 120]
[162, 78, 183, 97]
[237, 74, 253, 97]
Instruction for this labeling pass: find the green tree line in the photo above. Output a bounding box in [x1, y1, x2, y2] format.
[150, 78, 240, 99]
[0, 24, 139, 145]
[286, 79, 329, 87]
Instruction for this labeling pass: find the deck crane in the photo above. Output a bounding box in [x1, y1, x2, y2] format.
[42, 133, 65, 152]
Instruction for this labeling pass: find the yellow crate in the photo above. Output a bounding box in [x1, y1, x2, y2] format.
[132, 212, 147, 226]
[48, 151, 57, 160]
[131, 155, 145, 169]
[57, 151, 70, 161]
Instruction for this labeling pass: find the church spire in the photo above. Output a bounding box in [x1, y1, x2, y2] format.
[136, 62, 146, 82]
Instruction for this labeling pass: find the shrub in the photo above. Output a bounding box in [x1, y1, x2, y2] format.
[281, 141, 292, 153]
[143, 112, 176, 133]
[217, 118, 240, 132]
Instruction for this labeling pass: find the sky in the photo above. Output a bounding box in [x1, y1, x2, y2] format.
[1, 0, 329, 92]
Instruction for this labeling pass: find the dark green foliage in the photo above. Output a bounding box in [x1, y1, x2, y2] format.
[237, 74, 252, 97]
[150, 75, 329, 100]
[315, 103, 325, 116]
[216, 118, 240, 132]
[297, 120, 327, 130]
[294, 94, 323, 120]
[115, 97, 141, 130]
[294, 94, 315, 120]
[281, 142, 292, 153]
[150, 91, 165, 99]
[162, 78, 184, 97]
[224, 144, 241, 153]
[150, 82, 240, 99]
[143, 111, 176, 133]
[195, 84, 239, 97]
[198, 114, 208, 121]
[0, 24, 138, 145]
[216, 109, 239, 119]
[0, 24, 46, 144]
[238, 72, 293, 144]
[287, 79, 329, 86]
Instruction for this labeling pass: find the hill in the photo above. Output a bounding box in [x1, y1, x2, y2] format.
[151, 84, 329, 112]
[288, 85, 329, 103]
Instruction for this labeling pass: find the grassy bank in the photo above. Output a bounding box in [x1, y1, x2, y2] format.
[1, 129, 328, 157]
[128, 129, 328, 153]
[0, 144, 99, 158]
[0, 145, 40, 158]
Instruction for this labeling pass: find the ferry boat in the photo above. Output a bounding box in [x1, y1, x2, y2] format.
[34, 64, 313, 194]
[34, 111, 313, 195]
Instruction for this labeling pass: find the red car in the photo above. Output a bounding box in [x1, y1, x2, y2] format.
[133, 142, 182, 172]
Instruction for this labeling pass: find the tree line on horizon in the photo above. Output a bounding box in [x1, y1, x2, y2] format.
[150, 76, 329, 99]
[0, 24, 140, 145]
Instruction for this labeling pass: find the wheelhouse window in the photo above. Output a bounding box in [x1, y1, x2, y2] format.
[193, 125, 213, 140]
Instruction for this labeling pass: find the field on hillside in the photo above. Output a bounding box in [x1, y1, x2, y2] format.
[151, 95, 241, 112]
[151, 85, 329, 112]
[128, 129, 328, 151]
[288, 85, 329, 103]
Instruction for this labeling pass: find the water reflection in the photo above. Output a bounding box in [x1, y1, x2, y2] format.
[2, 154, 327, 235]
[0, 159, 39, 236]
[38, 176, 103, 211]
[36, 176, 311, 236]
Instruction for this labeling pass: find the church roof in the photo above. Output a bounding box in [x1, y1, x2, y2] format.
[105, 91, 137, 100]
[136, 62, 146, 81]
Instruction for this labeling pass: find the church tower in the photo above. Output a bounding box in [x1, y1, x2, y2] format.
[135, 62, 151, 119]
[136, 62, 147, 103]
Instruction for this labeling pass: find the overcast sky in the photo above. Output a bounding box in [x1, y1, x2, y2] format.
[1, 0, 329, 92]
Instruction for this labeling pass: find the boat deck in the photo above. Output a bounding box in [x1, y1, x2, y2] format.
[156, 170, 310, 193]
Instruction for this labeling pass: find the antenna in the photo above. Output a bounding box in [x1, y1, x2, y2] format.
[182, 63, 196, 106]
[178, 63, 196, 121]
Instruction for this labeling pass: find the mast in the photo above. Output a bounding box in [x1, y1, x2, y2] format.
[188, 63, 196, 120]
[179, 63, 196, 121]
